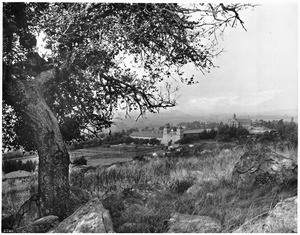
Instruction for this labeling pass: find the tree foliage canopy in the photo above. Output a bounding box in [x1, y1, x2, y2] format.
[3, 3, 254, 151]
[2, 2, 255, 221]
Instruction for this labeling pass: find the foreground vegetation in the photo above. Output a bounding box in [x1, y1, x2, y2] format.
[2, 141, 297, 232]
[69, 142, 297, 232]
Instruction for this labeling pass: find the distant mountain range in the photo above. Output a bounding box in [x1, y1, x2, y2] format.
[108, 108, 297, 132]
[111, 110, 199, 131]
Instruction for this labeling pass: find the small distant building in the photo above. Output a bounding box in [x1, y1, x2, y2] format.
[161, 127, 183, 145]
[248, 126, 273, 135]
[228, 114, 252, 130]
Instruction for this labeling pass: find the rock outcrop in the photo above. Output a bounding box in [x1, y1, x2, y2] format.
[233, 196, 297, 233]
[168, 213, 221, 233]
[50, 198, 114, 233]
[232, 148, 297, 188]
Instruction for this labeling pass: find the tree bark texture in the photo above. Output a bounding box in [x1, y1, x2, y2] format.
[6, 69, 71, 220]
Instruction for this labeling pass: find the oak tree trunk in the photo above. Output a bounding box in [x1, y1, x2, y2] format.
[29, 96, 71, 220]
[6, 70, 71, 220]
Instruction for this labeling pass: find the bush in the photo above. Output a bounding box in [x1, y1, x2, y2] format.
[216, 125, 249, 142]
[73, 156, 87, 166]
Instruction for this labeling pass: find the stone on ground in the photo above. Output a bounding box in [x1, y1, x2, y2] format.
[233, 196, 297, 233]
[50, 198, 114, 233]
[232, 148, 297, 188]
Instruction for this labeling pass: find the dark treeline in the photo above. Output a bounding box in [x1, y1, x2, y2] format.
[2, 159, 37, 174]
[175, 119, 297, 147]
[73, 132, 161, 149]
[216, 120, 297, 147]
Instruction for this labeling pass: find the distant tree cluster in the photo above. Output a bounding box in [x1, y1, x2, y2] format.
[102, 133, 161, 146]
[215, 125, 249, 143]
[176, 129, 217, 144]
[2, 159, 37, 174]
[275, 120, 297, 147]
[131, 138, 161, 146]
[73, 132, 161, 149]
[255, 120, 298, 148]
[215, 120, 298, 148]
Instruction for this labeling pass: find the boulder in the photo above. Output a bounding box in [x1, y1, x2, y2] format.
[233, 196, 297, 233]
[15, 215, 59, 233]
[50, 198, 114, 233]
[168, 213, 221, 233]
[232, 148, 297, 188]
[265, 196, 297, 232]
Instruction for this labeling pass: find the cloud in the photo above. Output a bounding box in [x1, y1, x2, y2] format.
[188, 89, 282, 111]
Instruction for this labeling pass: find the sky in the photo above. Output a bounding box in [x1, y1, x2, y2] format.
[170, 3, 298, 116]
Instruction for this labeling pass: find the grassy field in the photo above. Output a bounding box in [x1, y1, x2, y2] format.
[3, 144, 163, 166]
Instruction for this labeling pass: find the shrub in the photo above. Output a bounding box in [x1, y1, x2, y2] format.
[73, 156, 87, 166]
[176, 136, 195, 144]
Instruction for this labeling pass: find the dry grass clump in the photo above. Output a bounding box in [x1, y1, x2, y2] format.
[95, 144, 297, 233]
[171, 147, 244, 184]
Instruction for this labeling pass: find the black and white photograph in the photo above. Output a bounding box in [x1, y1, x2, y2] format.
[1, 1, 298, 233]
